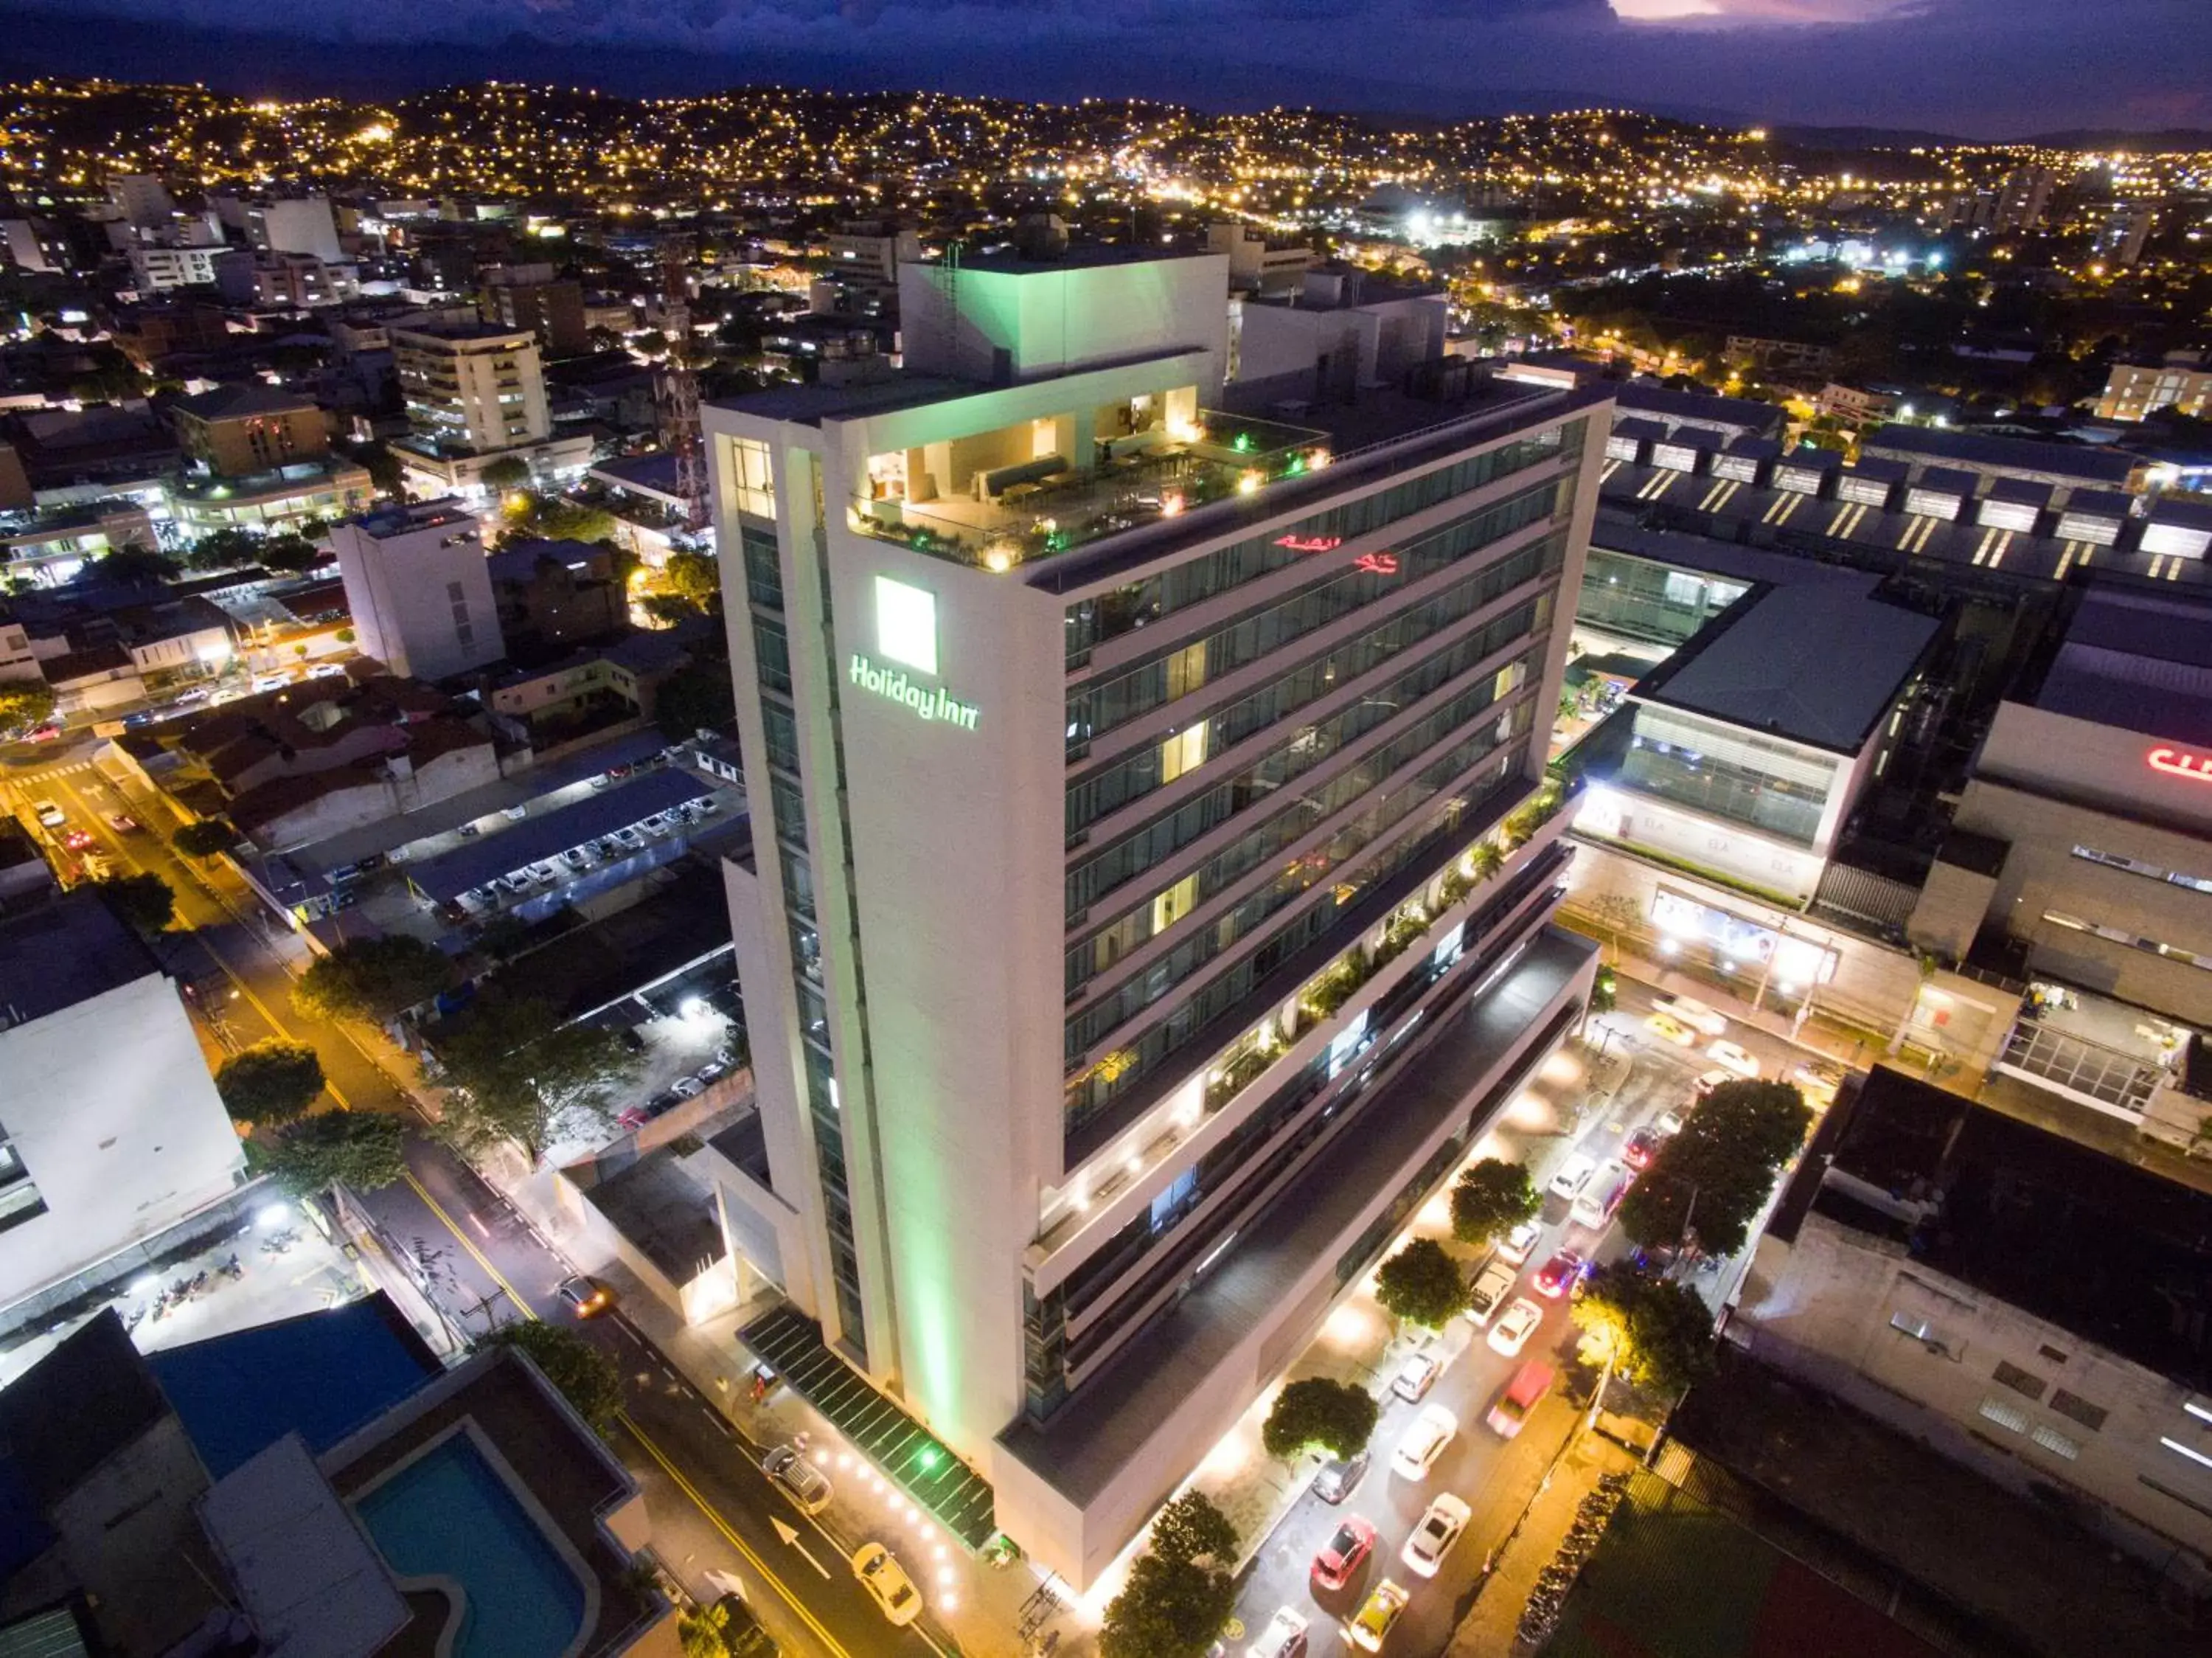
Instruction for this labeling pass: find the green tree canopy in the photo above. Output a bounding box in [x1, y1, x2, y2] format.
[661, 548, 721, 611]
[214, 1039, 327, 1126]
[94, 871, 175, 934]
[1589, 964, 1618, 1016]
[1261, 1376, 1380, 1463]
[480, 455, 534, 490]
[509, 493, 616, 544]
[1099, 1491, 1239, 1658]
[1450, 1157, 1540, 1247]
[182, 526, 263, 572]
[1618, 1079, 1812, 1260]
[293, 934, 455, 1024]
[91, 546, 180, 586]
[1149, 1489, 1237, 1568]
[172, 819, 238, 859]
[430, 995, 639, 1163]
[0, 680, 57, 735]
[1571, 1266, 1718, 1397]
[654, 659, 735, 740]
[258, 533, 324, 573]
[1374, 1237, 1468, 1328]
[470, 1319, 623, 1432]
[259, 1111, 408, 1195]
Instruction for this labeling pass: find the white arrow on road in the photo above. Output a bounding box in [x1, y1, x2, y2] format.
[771, 1516, 832, 1579]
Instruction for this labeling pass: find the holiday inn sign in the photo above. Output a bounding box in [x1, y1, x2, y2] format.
[852, 575, 980, 730]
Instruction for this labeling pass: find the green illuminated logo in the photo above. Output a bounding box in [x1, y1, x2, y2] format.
[849, 655, 979, 731]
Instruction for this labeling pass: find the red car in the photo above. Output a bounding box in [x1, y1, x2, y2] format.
[62, 828, 96, 852]
[1623, 1127, 1660, 1171]
[1534, 1248, 1587, 1300]
[1311, 1515, 1377, 1592]
[27, 724, 61, 743]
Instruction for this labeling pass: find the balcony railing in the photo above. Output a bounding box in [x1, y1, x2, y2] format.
[847, 410, 1330, 572]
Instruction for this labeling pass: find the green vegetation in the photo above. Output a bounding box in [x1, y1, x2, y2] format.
[1099, 1491, 1239, 1658]
[428, 995, 640, 1163]
[470, 1319, 624, 1432]
[1374, 1237, 1469, 1328]
[91, 545, 180, 586]
[258, 1111, 408, 1194]
[93, 871, 175, 934]
[172, 819, 238, 859]
[1450, 1157, 1540, 1248]
[293, 934, 455, 1024]
[1618, 1079, 1813, 1260]
[213, 1039, 327, 1126]
[654, 659, 735, 740]
[1262, 1376, 1380, 1462]
[1571, 1266, 1719, 1396]
[0, 681, 56, 735]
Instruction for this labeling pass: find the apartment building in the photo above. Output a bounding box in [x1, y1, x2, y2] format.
[703, 246, 1608, 1585]
[329, 499, 504, 681]
[393, 322, 550, 455]
[168, 385, 329, 476]
[2096, 351, 2212, 424]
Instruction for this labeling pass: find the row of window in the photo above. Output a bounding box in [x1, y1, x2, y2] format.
[2070, 843, 2212, 896]
[2042, 909, 2212, 972]
[1068, 477, 1566, 749]
[1065, 530, 1562, 836]
[1061, 419, 1579, 662]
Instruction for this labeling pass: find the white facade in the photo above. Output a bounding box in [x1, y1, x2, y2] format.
[127, 244, 223, 291]
[706, 248, 1609, 1586]
[248, 196, 342, 264]
[328, 500, 504, 681]
[0, 898, 246, 1314]
[392, 323, 551, 457]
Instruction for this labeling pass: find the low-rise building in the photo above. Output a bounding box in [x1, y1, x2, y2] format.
[488, 535, 627, 653]
[1230, 265, 1448, 404]
[167, 384, 330, 477]
[2096, 351, 2212, 424]
[329, 499, 505, 681]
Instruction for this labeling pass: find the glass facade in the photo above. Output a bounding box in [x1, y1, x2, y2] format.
[1618, 705, 1837, 848]
[1576, 547, 1748, 648]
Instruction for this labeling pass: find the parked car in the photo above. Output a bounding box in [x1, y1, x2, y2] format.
[307, 662, 347, 679]
[105, 811, 139, 833]
[1571, 1163, 1630, 1230]
[1495, 1218, 1543, 1267]
[27, 723, 60, 743]
[1653, 994, 1728, 1037]
[1546, 1153, 1598, 1203]
[1622, 1127, 1660, 1171]
[693, 795, 721, 814]
[251, 672, 291, 693]
[561, 847, 591, 870]
[1391, 1405, 1457, 1480]
[1644, 1010, 1696, 1047]
[1691, 1069, 1733, 1102]
[556, 1275, 610, 1317]
[1347, 1580, 1409, 1652]
[32, 799, 64, 828]
[1655, 1107, 1687, 1136]
[1487, 1297, 1543, 1358]
[1245, 1606, 1308, 1658]
[1464, 1258, 1518, 1327]
[672, 1076, 706, 1099]
[504, 804, 529, 821]
[699, 1573, 779, 1658]
[1401, 1493, 1471, 1578]
[1391, 1348, 1442, 1404]
[1486, 1360, 1556, 1439]
[1705, 1039, 1760, 1079]
[695, 1058, 730, 1085]
[1534, 1248, 1587, 1299]
[850, 1543, 922, 1626]
[1310, 1515, 1376, 1592]
[1311, 1448, 1371, 1505]
[762, 1444, 833, 1514]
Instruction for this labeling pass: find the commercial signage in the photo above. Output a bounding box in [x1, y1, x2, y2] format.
[858, 575, 978, 729]
[2147, 746, 2212, 783]
[1276, 534, 1342, 553]
[848, 656, 980, 729]
[1650, 887, 1838, 985]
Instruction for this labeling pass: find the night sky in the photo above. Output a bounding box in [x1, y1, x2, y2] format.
[0, 0, 2205, 138]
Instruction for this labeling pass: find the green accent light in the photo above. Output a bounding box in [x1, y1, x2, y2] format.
[1233, 432, 1253, 453]
[917, 1446, 942, 1472]
[1285, 455, 1305, 476]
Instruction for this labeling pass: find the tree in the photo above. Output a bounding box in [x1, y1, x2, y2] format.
[430, 995, 639, 1163]
[1099, 1491, 1239, 1658]
[294, 934, 454, 1024]
[481, 455, 533, 490]
[214, 1039, 326, 1126]
[1586, 892, 1643, 960]
[654, 660, 734, 740]
[260, 1111, 408, 1194]
[94, 871, 175, 934]
[662, 548, 721, 611]
[1374, 1238, 1468, 1328]
[1450, 1158, 1539, 1247]
[91, 546, 180, 586]
[182, 526, 262, 572]
[1588, 964, 1618, 1017]
[1571, 1266, 1717, 1396]
[0, 680, 56, 735]
[1150, 1489, 1237, 1568]
[1618, 1080, 1812, 1260]
[172, 819, 238, 859]
[258, 533, 324, 573]
[1261, 1376, 1380, 1462]
[470, 1319, 623, 1432]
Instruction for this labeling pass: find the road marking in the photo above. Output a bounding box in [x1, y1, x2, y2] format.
[625, 1419, 855, 1658]
[771, 1517, 833, 1579]
[401, 1169, 533, 1317]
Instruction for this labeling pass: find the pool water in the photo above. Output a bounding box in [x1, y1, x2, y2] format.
[352, 1435, 587, 1658]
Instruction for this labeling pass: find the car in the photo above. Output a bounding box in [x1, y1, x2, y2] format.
[561, 847, 591, 870]
[1391, 1404, 1457, 1480]
[1391, 1347, 1442, 1403]
[607, 763, 635, 780]
[1691, 1069, 1734, 1101]
[208, 687, 246, 707]
[1546, 1153, 1597, 1203]
[1487, 1297, 1544, 1357]
[1644, 1010, 1697, 1047]
[850, 1542, 922, 1626]
[1534, 1248, 1586, 1299]
[1245, 1605, 1308, 1658]
[672, 1075, 706, 1099]
[615, 827, 646, 849]
[172, 687, 212, 707]
[122, 710, 161, 729]
[1571, 1163, 1630, 1229]
[1495, 1218, 1543, 1267]
[1310, 1515, 1376, 1592]
[761, 1444, 832, 1514]
[1347, 1580, 1409, 1652]
[1787, 1061, 1840, 1106]
[526, 861, 559, 884]
[32, 800, 64, 828]
[695, 1058, 730, 1084]
[27, 724, 60, 743]
[1655, 1107, 1687, 1136]
[251, 672, 291, 693]
[699, 1573, 779, 1658]
[1401, 1492, 1472, 1578]
[62, 828, 95, 852]
[1705, 1039, 1760, 1079]
[1623, 1127, 1660, 1170]
[504, 804, 530, 821]
[1486, 1360, 1557, 1439]
[693, 795, 721, 814]
[1653, 993, 1728, 1037]
[556, 1274, 610, 1317]
[105, 812, 139, 833]
[308, 662, 347, 679]
[1311, 1448, 1371, 1505]
[1464, 1258, 1518, 1326]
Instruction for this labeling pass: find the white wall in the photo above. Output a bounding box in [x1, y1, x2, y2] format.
[0, 972, 245, 1311]
[1572, 783, 1830, 903]
[331, 515, 502, 681]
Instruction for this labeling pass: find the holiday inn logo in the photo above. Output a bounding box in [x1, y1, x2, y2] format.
[852, 575, 979, 730]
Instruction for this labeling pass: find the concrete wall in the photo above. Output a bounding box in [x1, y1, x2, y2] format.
[332, 516, 504, 682]
[1735, 1210, 2212, 1563]
[1572, 783, 1830, 905]
[0, 971, 246, 1312]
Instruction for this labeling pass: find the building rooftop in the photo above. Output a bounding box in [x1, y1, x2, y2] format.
[0, 1311, 169, 1513]
[0, 888, 161, 1027]
[1632, 575, 1942, 754]
[1860, 423, 2139, 488]
[954, 245, 1217, 277]
[344, 498, 479, 541]
[1613, 382, 1786, 440]
[2027, 586, 2212, 748]
[170, 384, 320, 423]
[1814, 1066, 2212, 1389]
[403, 766, 712, 906]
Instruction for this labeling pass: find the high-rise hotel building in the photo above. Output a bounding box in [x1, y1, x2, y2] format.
[705, 248, 1608, 1586]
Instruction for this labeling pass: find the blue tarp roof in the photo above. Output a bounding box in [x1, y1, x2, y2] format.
[406, 767, 712, 903]
[147, 1295, 440, 1479]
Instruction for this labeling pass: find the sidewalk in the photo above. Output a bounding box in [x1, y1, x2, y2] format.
[1445, 1427, 1639, 1657]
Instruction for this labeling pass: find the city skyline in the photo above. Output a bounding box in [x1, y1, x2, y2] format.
[0, 0, 2207, 138]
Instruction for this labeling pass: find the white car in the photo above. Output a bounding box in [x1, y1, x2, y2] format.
[1401, 1492, 1472, 1578]
[1547, 1153, 1597, 1202]
[1391, 1348, 1442, 1403]
[1654, 994, 1728, 1038]
[1705, 1040, 1760, 1080]
[32, 799, 64, 828]
[1391, 1404, 1457, 1480]
[1245, 1606, 1309, 1658]
[1487, 1297, 1543, 1358]
[1655, 1107, 1686, 1137]
[850, 1542, 922, 1626]
[1495, 1218, 1543, 1267]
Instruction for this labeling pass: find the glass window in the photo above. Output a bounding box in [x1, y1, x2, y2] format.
[726, 436, 776, 518]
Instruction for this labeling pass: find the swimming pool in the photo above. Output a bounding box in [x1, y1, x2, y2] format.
[352, 1433, 588, 1658]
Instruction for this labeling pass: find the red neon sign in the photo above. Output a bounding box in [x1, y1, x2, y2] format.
[1354, 552, 1401, 576]
[2148, 746, 2212, 782]
[1276, 535, 1342, 554]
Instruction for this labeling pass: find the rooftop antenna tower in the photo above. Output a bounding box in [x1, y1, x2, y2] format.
[658, 231, 708, 534]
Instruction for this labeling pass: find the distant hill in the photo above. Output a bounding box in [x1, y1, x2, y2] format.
[2023, 129, 2212, 151]
[1775, 125, 1969, 151]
